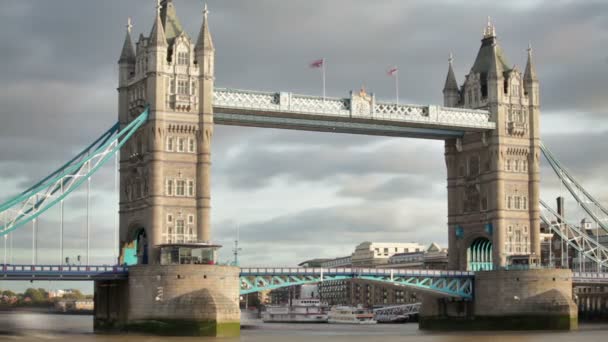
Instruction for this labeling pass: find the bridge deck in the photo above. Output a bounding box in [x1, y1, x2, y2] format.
[213, 88, 495, 139]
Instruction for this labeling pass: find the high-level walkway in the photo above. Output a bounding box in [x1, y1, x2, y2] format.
[213, 88, 495, 139]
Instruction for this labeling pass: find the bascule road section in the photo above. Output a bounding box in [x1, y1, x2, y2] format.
[213, 88, 495, 139]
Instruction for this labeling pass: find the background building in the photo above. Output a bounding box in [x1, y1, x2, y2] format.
[298, 241, 448, 307]
[351, 242, 426, 267]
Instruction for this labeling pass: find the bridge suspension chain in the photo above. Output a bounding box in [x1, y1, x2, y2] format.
[540, 142, 608, 236]
[540, 199, 608, 271]
[0, 109, 149, 238]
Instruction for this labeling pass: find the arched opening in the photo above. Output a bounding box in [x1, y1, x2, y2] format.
[121, 227, 148, 266]
[467, 237, 493, 271]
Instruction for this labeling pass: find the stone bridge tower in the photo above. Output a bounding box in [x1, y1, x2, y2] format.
[117, 0, 214, 264]
[443, 20, 540, 270]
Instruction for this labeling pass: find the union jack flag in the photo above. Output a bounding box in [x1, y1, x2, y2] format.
[310, 58, 324, 68]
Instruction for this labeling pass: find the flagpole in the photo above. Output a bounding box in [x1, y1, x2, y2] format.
[322, 58, 326, 101]
[395, 70, 399, 105]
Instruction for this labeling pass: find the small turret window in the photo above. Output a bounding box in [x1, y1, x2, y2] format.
[178, 52, 189, 65]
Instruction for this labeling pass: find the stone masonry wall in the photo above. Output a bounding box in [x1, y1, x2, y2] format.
[128, 265, 240, 324]
[475, 269, 577, 317]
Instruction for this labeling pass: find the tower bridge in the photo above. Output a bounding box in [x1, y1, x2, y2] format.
[0, 0, 605, 336]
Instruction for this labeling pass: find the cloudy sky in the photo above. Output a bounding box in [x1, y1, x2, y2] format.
[0, 0, 607, 292]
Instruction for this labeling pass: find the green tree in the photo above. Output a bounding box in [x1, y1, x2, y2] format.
[23, 288, 45, 304]
[1, 290, 16, 297]
[63, 289, 85, 300]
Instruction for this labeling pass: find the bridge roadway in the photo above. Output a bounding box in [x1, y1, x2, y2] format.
[212, 88, 495, 139]
[0, 265, 604, 298]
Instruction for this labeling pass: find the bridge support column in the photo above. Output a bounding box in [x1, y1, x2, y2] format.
[94, 265, 241, 337]
[420, 269, 578, 330]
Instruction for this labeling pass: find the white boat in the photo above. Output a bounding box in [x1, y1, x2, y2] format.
[262, 298, 328, 323]
[327, 306, 377, 324]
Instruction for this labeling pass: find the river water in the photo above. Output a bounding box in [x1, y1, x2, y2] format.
[1, 313, 607, 341]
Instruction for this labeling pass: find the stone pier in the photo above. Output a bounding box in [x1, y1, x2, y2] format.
[94, 265, 240, 337]
[420, 269, 578, 330]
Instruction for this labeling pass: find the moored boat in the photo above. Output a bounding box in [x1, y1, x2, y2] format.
[262, 298, 328, 323]
[327, 306, 377, 324]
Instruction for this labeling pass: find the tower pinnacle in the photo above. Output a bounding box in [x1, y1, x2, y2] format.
[195, 3, 214, 54]
[443, 52, 459, 106]
[524, 41, 538, 82]
[483, 16, 496, 38]
[119, 16, 136, 64]
[150, 0, 168, 47]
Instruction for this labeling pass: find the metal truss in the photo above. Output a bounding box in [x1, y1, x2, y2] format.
[541, 142, 608, 235]
[373, 303, 421, 321]
[0, 264, 128, 281]
[572, 272, 608, 285]
[239, 268, 474, 299]
[213, 88, 495, 134]
[540, 199, 608, 270]
[0, 109, 148, 237]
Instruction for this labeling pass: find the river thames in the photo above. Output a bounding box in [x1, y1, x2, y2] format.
[1, 313, 608, 341]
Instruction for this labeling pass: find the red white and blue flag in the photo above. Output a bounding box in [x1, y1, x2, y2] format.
[310, 58, 324, 68]
[387, 66, 398, 76]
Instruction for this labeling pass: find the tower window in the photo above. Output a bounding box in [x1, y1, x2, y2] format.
[167, 214, 173, 223]
[166, 179, 174, 196]
[188, 215, 194, 224]
[514, 196, 521, 210]
[176, 180, 186, 196]
[166, 137, 174, 151]
[507, 196, 512, 209]
[188, 138, 195, 153]
[176, 220, 185, 234]
[188, 180, 194, 197]
[178, 80, 189, 95]
[178, 138, 185, 152]
[506, 159, 511, 171]
[178, 52, 189, 65]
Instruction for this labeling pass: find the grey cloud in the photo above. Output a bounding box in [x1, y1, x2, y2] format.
[213, 200, 447, 266]
[336, 175, 443, 201]
[216, 136, 445, 189]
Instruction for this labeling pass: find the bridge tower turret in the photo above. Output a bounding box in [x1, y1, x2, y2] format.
[118, 17, 135, 127]
[445, 18, 541, 270]
[194, 4, 215, 243]
[442, 53, 460, 107]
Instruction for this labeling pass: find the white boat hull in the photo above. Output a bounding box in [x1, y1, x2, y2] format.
[263, 313, 328, 323]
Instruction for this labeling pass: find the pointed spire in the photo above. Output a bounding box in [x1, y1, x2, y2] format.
[487, 41, 503, 79]
[524, 41, 538, 82]
[195, 3, 214, 54]
[149, 0, 168, 47]
[483, 16, 496, 39]
[159, 0, 184, 42]
[119, 17, 136, 63]
[443, 52, 459, 92]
